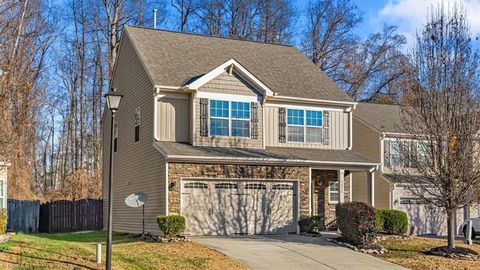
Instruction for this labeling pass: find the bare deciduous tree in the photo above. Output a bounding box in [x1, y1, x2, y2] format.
[302, 0, 361, 77]
[398, 4, 480, 250]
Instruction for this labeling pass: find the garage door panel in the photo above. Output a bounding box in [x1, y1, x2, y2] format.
[182, 180, 297, 235]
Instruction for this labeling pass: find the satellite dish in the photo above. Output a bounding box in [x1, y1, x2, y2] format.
[125, 192, 148, 208]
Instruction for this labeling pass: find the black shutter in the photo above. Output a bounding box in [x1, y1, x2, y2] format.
[384, 140, 391, 167]
[251, 102, 258, 139]
[200, 98, 209, 137]
[279, 107, 286, 143]
[322, 111, 330, 145]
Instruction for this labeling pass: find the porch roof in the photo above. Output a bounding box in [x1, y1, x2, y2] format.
[153, 141, 379, 171]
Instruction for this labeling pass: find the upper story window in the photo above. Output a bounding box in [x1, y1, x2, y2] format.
[134, 107, 141, 142]
[385, 139, 429, 168]
[287, 109, 323, 143]
[210, 100, 250, 137]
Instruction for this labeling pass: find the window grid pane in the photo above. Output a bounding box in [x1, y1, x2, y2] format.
[306, 110, 322, 127]
[231, 102, 250, 119]
[210, 118, 229, 136]
[287, 109, 304, 125]
[288, 126, 304, 142]
[232, 120, 250, 137]
[210, 100, 229, 118]
[306, 127, 322, 143]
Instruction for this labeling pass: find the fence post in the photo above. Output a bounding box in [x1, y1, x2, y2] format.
[96, 243, 102, 264]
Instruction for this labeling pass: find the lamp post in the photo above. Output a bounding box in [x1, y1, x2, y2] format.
[104, 89, 123, 270]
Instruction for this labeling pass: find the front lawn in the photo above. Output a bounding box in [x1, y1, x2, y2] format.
[0, 231, 246, 270]
[375, 236, 480, 270]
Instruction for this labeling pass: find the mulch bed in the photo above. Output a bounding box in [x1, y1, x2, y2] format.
[426, 246, 480, 261]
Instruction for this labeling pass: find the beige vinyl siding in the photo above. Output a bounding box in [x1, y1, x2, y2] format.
[193, 70, 264, 148]
[103, 32, 166, 235]
[156, 96, 190, 142]
[352, 117, 381, 161]
[199, 71, 258, 96]
[351, 172, 391, 209]
[264, 106, 348, 149]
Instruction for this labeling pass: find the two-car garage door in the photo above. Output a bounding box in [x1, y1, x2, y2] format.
[181, 180, 298, 235]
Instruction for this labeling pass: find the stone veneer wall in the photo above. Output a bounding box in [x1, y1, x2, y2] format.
[168, 163, 310, 216]
[311, 170, 351, 226]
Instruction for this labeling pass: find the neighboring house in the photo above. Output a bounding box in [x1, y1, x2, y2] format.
[0, 158, 8, 209]
[352, 102, 479, 236]
[102, 26, 380, 236]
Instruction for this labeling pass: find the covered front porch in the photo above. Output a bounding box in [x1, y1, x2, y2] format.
[310, 167, 376, 229]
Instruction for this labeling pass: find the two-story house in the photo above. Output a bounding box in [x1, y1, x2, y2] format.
[102, 26, 380, 236]
[351, 102, 479, 236]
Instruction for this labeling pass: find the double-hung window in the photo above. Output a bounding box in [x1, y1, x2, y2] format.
[210, 100, 250, 137]
[210, 100, 229, 136]
[231, 101, 250, 137]
[287, 109, 323, 143]
[329, 181, 339, 203]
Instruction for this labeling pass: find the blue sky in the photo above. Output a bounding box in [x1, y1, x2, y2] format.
[347, 0, 480, 46]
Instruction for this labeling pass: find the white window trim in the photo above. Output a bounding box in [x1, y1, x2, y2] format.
[286, 108, 324, 143]
[209, 100, 251, 138]
[386, 138, 428, 168]
[328, 180, 339, 204]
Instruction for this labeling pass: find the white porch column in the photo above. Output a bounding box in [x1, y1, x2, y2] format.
[338, 169, 345, 203]
[368, 171, 375, 207]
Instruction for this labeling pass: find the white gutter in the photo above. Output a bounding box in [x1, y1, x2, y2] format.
[347, 110, 353, 150]
[165, 154, 379, 167]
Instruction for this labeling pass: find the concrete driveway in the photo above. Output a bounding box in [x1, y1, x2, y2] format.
[193, 234, 408, 270]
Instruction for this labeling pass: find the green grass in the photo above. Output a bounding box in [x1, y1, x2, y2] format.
[375, 236, 480, 270]
[0, 231, 245, 270]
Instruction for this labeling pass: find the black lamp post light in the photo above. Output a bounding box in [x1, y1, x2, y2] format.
[104, 89, 123, 270]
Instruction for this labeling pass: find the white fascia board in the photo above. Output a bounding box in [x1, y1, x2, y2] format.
[185, 59, 275, 97]
[196, 92, 259, 103]
[270, 95, 357, 108]
[264, 103, 345, 112]
[166, 154, 379, 167]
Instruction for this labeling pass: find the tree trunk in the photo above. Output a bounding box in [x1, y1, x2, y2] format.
[447, 209, 456, 250]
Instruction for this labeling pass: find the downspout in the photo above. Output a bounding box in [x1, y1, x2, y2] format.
[347, 110, 353, 150]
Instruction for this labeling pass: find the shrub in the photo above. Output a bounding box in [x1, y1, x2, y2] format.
[336, 202, 376, 246]
[298, 215, 325, 233]
[298, 216, 314, 233]
[375, 209, 385, 233]
[0, 209, 6, 234]
[157, 215, 186, 238]
[382, 210, 408, 235]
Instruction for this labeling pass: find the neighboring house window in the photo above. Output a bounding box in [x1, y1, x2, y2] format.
[113, 120, 118, 153]
[134, 107, 140, 142]
[209, 100, 250, 137]
[287, 109, 323, 143]
[329, 181, 339, 203]
[390, 140, 402, 167]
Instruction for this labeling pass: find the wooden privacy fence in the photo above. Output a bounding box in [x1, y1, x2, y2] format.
[39, 199, 103, 233]
[7, 199, 40, 233]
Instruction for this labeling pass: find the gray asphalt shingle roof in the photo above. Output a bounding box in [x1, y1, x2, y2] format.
[124, 26, 353, 102]
[155, 141, 378, 166]
[354, 103, 404, 133]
